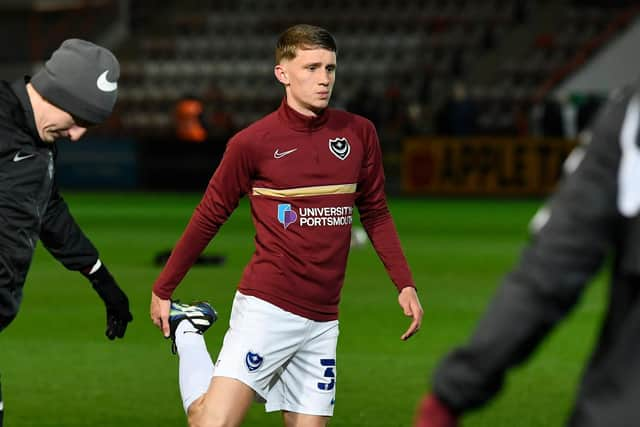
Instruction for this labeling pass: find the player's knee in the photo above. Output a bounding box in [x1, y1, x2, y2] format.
[186, 397, 205, 427]
[282, 412, 330, 427]
[187, 399, 234, 427]
[188, 412, 235, 427]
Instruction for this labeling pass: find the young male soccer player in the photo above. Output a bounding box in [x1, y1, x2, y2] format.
[150, 24, 423, 427]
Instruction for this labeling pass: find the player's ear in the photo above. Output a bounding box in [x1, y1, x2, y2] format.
[274, 64, 289, 85]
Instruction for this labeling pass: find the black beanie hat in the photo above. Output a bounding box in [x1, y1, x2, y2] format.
[31, 39, 119, 125]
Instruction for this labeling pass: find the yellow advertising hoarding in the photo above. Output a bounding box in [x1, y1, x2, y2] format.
[402, 137, 577, 196]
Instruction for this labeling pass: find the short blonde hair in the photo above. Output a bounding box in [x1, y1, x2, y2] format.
[275, 24, 337, 64]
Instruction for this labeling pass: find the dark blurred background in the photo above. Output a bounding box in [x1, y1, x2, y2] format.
[2, 0, 639, 196]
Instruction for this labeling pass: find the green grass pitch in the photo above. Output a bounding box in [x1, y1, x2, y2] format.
[0, 193, 606, 426]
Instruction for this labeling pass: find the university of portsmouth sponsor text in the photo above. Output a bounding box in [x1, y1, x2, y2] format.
[298, 206, 353, 227]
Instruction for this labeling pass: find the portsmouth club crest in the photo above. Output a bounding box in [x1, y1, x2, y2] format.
[329, 137, 350, 160]
[245, 351, 264, 372]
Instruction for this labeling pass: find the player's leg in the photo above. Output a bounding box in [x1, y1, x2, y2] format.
[187, 376, 255, 427]
[282, 411, 329, 427]
[172, 300, 255, 426]
[168, 302, 218, 416]
[206, 292, 311, 426]
[266, 319, 339, 426]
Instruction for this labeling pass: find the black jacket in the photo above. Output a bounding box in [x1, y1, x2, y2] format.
[432, 84, 640, 427]
[0, 79, 98, 329]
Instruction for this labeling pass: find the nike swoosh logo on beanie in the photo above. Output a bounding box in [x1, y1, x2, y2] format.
[30, 38, 119, 125]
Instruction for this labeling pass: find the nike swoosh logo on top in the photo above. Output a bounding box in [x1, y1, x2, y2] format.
[96, 70, 118, 92]
[13, 152, 36, 162]
[274, 148, 298, 159]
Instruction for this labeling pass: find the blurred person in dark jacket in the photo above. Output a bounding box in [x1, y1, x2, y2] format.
[416, 81, 640, 427]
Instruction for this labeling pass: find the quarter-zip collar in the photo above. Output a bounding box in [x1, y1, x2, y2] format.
[11, 77, 44, 144]
[277, 97, 330, 132]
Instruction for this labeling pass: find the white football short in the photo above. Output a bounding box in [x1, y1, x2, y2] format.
[212, 291, 339, 416]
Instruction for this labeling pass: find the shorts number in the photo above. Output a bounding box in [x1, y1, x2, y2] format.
[317, 358, 336, 391]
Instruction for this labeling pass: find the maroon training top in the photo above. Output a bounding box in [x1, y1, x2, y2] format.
[153, 99, 414, 321]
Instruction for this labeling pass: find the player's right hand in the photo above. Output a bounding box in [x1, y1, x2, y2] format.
[414, 394, 458, 427]
[150, 291, 171, 338]
[399, 286, 423, 340]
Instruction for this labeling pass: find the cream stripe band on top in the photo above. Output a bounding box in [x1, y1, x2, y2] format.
[252, 183, 357, 198]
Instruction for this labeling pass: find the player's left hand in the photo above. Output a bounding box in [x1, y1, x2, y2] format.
[84, 263, 133, 340]
[398, 286, 423, 340]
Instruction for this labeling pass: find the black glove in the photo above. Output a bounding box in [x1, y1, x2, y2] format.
[83, 262, 133, 340]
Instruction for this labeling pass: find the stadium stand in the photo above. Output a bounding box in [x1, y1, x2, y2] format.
[0, 0, 638, 191]
[108, 0, 638, 140]
[1, 0, 636, 140]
